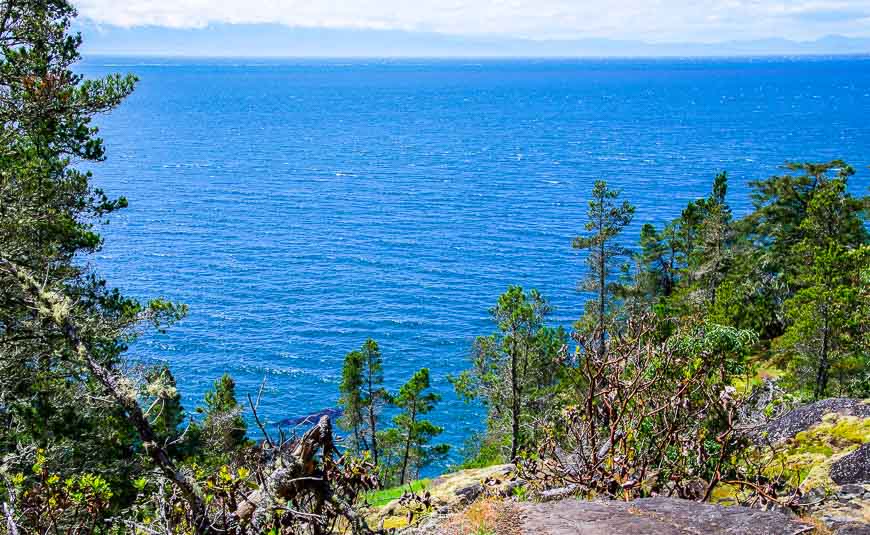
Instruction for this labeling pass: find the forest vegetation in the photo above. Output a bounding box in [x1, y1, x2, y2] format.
[0, 1, 868, 533]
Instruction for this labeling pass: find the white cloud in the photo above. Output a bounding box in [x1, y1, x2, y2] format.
[72, 0, 870, 41]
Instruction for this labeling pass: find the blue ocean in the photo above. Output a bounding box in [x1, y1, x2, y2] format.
[78, 57, 870, 467]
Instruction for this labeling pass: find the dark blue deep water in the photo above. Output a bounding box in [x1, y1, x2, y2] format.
[78, 57, 870, 468]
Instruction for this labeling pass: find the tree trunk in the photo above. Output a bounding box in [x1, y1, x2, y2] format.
[598, 235, 606, 360]
[815, 305, 831, 400]
[368, 372, 378, 467]
[354, 419, 364, 454]
[1, 257, 212, 533]
[399, 401, 417, 485]
[235, 416, 334, 523]
[510, 336, 519, 461]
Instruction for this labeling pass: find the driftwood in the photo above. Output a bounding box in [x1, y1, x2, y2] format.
[235, 415, 334, 523]
[1, 255, 375, 534]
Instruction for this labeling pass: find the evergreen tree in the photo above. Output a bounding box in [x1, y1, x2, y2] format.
[691, 172, 733, 304]
[776, 177, 869, 398]
[391, 369, 448, 485]
[0, 0, 184, 499]
[360, 339, 388, 467]
[338, 338, 388, 465]
[636, 222, 680, 300]
[200, 374, 248, 457]
[144, 366, 186, 443]
[741, 161, 865, 283]
[453, 287, 566, 461]
[143, 366, 202, 460]
[339, 348, 366, 453]
[573, 180, 635, 356]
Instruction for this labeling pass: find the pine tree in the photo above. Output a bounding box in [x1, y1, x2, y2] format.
[200, 374, 248, 457]
[0, 0, 187, 495]
[637, 222, 679, 300]
[339, 349, 366, 453]
[776, 177, 869, 398]
[452, 286, 565, 461]
[691, 172, 734, 305]
[360, 339, 388, 467]
[392, 369, 448, 485]
[573, 180, 635, 356]
[742, 161, 864, 282]
[144, 366, 186, 443]
[338, 338, 388, 464]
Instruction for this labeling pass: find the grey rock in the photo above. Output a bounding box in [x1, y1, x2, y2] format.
[517, 497, 812, 534]
[834, 523, 870, 535]
[839, 484, 866, 499]
[499, 478, 526, 497]
[537, 484, 578, 502]
[831, 444, 870, 485]
[756, 398, 870, 444]
[454, 482, 484, 503]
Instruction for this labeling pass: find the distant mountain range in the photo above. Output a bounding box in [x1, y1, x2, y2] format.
[76, 23, 870, 58]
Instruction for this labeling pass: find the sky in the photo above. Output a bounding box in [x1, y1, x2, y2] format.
[73, 0, 870, 43]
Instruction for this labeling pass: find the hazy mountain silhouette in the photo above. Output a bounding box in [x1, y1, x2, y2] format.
[77, 23, 870, 58]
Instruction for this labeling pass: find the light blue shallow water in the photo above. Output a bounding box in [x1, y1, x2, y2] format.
[78, 57, 870, 468]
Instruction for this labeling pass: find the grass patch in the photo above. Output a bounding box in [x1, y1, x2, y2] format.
[732, 360, 786, 395]
[365, 479, 431, 508]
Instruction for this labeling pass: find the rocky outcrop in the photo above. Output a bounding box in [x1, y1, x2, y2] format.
[517, 497, 811, 534]
[751, 398, 870, 533]
[403, 496, 815, 534]
[758, 398, 870, 445]
[395, 398, 870, 534]
[801, 483, 870, 533]
[832, 444, 870, 485]
[832, 523, 870, 535]
[373, 464, 518, 530]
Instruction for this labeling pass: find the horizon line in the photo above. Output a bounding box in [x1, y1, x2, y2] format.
[80, 52, 870, 61]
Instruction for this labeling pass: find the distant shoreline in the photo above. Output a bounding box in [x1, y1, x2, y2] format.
[79, 53, 870, 62]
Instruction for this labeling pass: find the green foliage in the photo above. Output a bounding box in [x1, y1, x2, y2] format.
[454, 432, 506, 471]
[520, 314, 757, 500]
[777, 244, 868, 398]
[633, 163, 868, 399]
[2, 451, 115, 533]
[0, 0, 158, 512]
[364, 479, 430, 508]
[199, 374, 248, 461]
[452, 286, 567, 461]
[572, 180, 635, 341]
[141, 365, 204, 461]
[338, 338, 389, 465]
[1, 0, 867, 526]
[339, 348, 367, 452]
[385, 368, 449, 486]
[636, 222, 680, 299]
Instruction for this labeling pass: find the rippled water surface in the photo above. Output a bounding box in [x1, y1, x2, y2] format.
[79, 57, 870, 466]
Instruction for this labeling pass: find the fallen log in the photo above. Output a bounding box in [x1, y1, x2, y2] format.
[235, 415, 334, 524]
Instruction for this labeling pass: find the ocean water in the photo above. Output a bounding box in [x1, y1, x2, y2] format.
[78, 57, 870, 467]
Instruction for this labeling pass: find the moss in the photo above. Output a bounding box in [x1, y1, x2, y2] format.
[367, 465, 514, 530]
[709, 483, 742, 506]
[762, 413, 870, 492]
[381, 516, 412, 530]
[824, 413, 870, 444]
